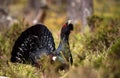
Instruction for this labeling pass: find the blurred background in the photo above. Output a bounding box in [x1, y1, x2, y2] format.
[0, 0, 119, 30]
[0, 0, 120, 78]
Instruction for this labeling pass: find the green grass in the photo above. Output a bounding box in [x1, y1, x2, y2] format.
[1, 15, 120, 78]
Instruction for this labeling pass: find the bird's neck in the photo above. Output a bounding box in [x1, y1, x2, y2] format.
[55, 34, 73, 64]
[56, 34, 70, 54]
[55, 31, 73, 65]
[61, 33, 69, 42]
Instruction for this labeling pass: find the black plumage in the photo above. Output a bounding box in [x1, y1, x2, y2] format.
[10, 21, 73, 67]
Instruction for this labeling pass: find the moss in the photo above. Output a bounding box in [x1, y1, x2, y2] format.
[108, 38, 120, 59]
[83, 16, 120, 54]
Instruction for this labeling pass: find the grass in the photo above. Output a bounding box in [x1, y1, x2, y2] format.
[0, 14, 120, 78]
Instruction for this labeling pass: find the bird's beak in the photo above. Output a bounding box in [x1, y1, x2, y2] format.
[68, 20, 72, 25]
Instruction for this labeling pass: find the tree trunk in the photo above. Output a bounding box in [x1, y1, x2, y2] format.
[67, 0, 93, 32]
[81, 0, 93, 31]
[24, 0, 48, 25]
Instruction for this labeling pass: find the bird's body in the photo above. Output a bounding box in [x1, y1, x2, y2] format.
[11, 24, 55, 65]
[11, 21, 73, 67]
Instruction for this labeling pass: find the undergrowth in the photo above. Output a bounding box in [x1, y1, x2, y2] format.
[0, 14, 120, 78]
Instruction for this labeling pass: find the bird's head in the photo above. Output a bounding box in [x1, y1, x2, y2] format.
[61, 20, 73, 36]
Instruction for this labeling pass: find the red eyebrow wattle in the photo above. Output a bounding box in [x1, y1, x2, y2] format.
[63, 24, 67, 28]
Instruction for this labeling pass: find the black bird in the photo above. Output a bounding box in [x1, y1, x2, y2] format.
[10, 20, 73, 67]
